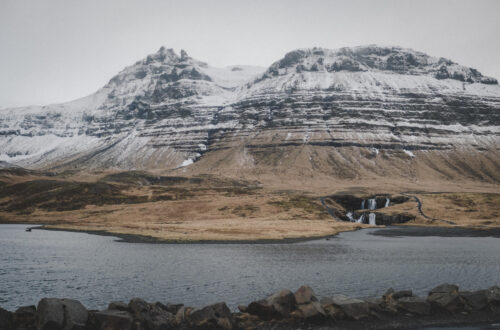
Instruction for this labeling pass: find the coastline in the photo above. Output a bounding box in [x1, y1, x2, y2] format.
[2, 284, 499, 330]
[30, 224, 355, 244]
[12, 222, 500, 244]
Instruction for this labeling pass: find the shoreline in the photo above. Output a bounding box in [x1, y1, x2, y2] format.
[5, 222, 500, 244]
[29, 224, 352, 244]
[2, 284, 499, 330]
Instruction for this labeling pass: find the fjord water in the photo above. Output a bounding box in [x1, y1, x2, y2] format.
[1, 224, 499, 311]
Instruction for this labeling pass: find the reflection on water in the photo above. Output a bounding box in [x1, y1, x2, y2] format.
[0, 224, 499, 311]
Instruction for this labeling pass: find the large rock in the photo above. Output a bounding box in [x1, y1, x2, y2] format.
[487, 286, 500, 313]
[93, 309, 133, 330]
[108, 301, 128, 311]
[328, 295, 370, 320]
[383, 288, 413, 302]
[247, 300, 281, 321]
[174, 306, 192, 325]
[320, 297, 346, 320]
[294, 286, 317, 305]
[37, 298, 88, 330]
[266, 289, 296, 317]
[460, 290, 489, 311]
[164, 303, 184, 315]
[427, 284, 463, 312]
[188, 302, 233, 329]
[13, 305, 36, 330]
[397, 297, 431, 315]
[146, 303, 175, 330]
[292, 301, 327, 323]
[128, 298, 150, 319]
[0, 307, 13, 330]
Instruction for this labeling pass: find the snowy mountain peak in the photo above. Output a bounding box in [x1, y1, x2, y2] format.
[0, 45, 499, 174]
[256, 45, 498, 85]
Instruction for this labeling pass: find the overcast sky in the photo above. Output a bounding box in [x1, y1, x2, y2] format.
[1, 0, 499, 108]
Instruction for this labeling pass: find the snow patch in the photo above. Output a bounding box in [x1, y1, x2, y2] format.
[403, 149, 416, 157]
[180, 159, 194, 167]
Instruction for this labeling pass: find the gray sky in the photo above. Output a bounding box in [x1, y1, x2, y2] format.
[1, 0, 499, 108]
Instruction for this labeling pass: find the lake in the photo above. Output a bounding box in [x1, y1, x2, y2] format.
[1, 224, 499, 311]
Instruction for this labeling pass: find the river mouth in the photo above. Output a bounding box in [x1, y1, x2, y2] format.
[1, 224, 499, 312]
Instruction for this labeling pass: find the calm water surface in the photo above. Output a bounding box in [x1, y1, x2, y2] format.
[1, 224, 499, 311]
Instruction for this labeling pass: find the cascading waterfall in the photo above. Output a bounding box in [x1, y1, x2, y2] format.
[346, 212, 354, 222]
[385, 198, 390, 208]
[348, 197, 382, 225]
[368, 213, 376, 225]
[346, 212, 365, 223]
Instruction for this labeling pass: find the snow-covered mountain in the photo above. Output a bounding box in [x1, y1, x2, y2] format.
[1, 45, 499, 180]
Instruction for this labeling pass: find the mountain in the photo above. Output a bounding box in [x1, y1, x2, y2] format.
[0, 45, 499, 182]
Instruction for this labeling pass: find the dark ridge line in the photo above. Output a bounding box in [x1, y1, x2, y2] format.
[244, 141, 448, 150]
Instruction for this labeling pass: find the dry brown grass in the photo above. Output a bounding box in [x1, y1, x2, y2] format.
[1, 166, 499, 241]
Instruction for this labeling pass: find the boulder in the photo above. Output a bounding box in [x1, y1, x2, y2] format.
[13, 305, 36, 330]
[37, 298, 88, 330]
[164, 303, 184, 315]
[188, 302, 233, 329]
[382, 288, 395, 301]
[174, 306, 191, 325]
[460, 290, 489, 311]
[93, 309, 133, 330]
[397, 297, 431, 315]
[383, 288, 412, 302]
[247, 300, 281, 321]
[294, 285, 317, 305]
[427, 284, 463, 312]
[328, 295, 370, 320]
[108, 301, 129, 311]
[146, 304, 175, 330]
[237, 305, 248, 313]
[37, 299, 64, 330]
[232, 313, 260, 330]
[487, 286, 500, 313]
[292, 301, 327, 323]
[487, 286, 500, 304]
[320, 297, 345, 320]
[364, 298, 385, 314]
[128, 298, 150, 319]
[266, 289, 296, 316]
[0, 307, 13, 330]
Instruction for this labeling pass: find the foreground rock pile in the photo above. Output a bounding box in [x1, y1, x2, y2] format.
[1, 284, 499, 329]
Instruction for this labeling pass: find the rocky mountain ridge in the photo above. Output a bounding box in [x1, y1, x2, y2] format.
[0, 45, 499, 181]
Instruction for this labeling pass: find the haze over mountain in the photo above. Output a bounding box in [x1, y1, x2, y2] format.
[0, 45, 499, 182]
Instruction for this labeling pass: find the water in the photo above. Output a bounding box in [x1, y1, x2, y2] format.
[368, 213, 376, 225]
[1, 224, 500, 312]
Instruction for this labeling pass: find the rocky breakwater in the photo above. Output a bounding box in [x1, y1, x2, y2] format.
[1, 284, 500, 329]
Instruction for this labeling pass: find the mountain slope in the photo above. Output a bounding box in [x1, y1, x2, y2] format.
[0, 45, 499, 182]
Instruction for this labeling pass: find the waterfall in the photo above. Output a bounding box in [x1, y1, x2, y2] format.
[361, 200, 365, 210]
[385, 198, 390, 208]
[368, 198, 377, 210]
[368, 213, 376, 225]
[347, 212, 365, 223]
[346, 212, 355, 222]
